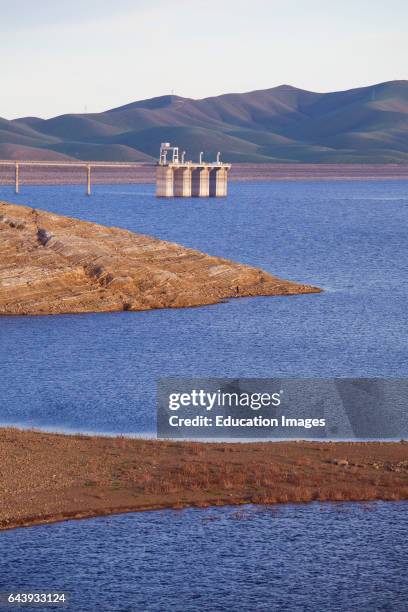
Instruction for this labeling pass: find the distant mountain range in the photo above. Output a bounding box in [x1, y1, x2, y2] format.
[2, 80, 408, 163]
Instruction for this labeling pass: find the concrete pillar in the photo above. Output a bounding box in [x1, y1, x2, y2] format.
[86, 165, 91, 196]
[209, 167, 228, 197]
[156, 166, 174, 197]
[191, 168, 210, 197]
[15, 163, 19, 194]
[173, 167, 192, 197]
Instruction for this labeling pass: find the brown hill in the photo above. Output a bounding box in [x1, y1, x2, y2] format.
[44, 142, 154, 162]
[0, 202, 320, 316]
[1, 81, 407, 162]
[0, 143, 75, 161]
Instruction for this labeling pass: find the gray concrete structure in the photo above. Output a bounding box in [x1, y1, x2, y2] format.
[0, 160, 147, 195]
[191, 167, 210, 197]
[209, 166, 228, 197]
[156, 143, 231, 198]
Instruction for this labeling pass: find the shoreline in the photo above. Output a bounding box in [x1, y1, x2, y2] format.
[1, 163, 408, 187]
[0, 201, 319, 316]
[5, 497, 408, 533]
[1, 428, 407, 531]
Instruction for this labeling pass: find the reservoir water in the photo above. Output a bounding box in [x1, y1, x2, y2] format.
[0, 181, 407, 610]
[0, 180, 407, 435]
[0, 502, 407, 611]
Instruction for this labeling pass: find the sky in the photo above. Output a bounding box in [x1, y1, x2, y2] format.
[1, 0, 407, 119]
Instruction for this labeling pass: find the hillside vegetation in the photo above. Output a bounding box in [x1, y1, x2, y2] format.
[2, 81, 408, 162]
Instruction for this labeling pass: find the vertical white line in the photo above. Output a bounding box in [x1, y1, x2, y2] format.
[15, 163, 19, 194]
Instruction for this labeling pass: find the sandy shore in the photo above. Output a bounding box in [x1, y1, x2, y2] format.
[0, 428, 406, 531]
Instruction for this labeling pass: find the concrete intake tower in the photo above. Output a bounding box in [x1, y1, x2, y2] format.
[156, 143, 231, 197]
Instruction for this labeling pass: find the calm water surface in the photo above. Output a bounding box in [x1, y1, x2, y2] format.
[0, 502, 407, 611]
[0, 181, 407, 434]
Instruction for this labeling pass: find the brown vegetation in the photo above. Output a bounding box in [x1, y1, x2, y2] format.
[0, 201, 319, 315]
[3, 81, 408, 162]
[0, 428, 407, 530]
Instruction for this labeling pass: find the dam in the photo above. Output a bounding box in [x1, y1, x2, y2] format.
[156, 143, 231, 198]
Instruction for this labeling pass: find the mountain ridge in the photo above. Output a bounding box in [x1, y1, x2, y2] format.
[2, 80, 408, 163]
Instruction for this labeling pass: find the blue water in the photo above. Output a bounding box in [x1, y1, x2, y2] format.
[0, 502, 407, 611]
[0, 181, 407, 434]
[1, 183, 407, 611]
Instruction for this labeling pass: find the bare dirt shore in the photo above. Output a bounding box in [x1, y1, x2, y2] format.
[0, 428, 407, 531]
[1, 163, 408, 186]
[0, 201, 319, 315]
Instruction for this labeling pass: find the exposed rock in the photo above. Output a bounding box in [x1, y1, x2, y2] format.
[0, 201, 321, 316]
[330, 458, 349, 467]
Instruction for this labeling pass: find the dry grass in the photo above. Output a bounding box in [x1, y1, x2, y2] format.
[0, 428, 407, 530]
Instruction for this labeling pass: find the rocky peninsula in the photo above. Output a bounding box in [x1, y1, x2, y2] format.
[0, 201, 320, 316]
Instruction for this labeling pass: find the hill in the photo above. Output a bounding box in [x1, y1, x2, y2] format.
[1, 81, 408, 163]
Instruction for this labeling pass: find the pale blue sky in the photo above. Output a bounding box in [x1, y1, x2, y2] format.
[1, 0, 407, 118]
